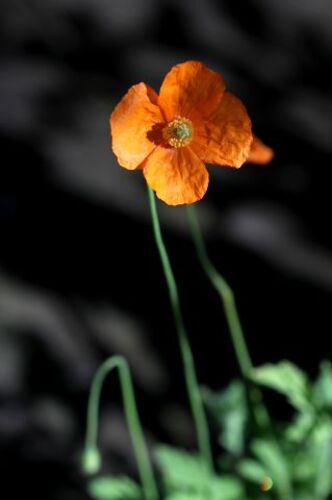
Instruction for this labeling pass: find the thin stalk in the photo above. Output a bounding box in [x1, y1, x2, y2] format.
[83, 355, 159, 500]
[147, 186, 213, 473]
[186, 204, 269, 429]
[186, 205, 296, 500]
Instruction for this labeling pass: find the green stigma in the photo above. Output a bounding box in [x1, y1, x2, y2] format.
[162, 117, 193, 148]
[175, 123, 191, 139]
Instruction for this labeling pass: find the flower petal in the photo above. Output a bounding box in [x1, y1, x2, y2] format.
[110, 83, 164, 170]
[142, 146, 209, 205]
[158, 61, 225, 122]
[247, 136, 274, 165]
[191, 92, 253, 168]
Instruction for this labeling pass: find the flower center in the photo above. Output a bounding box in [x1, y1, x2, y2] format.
[162, 117, 193, 148]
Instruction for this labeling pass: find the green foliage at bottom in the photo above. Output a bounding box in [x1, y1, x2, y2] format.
[206, 360, 332, 500]
[156, 445, 244, 499]
[88, 476, 142, 500]
[86, 360, 332, 500]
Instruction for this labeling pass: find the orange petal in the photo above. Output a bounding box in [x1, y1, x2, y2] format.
[247, 136, 274, 164]
[110, 83, 164, 170]
[191, 92, 252, 168]
[158, 61, 225, 122]
[142, 146, 209, 205]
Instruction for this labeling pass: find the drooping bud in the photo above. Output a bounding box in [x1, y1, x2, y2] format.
[81, 446, 101, 474]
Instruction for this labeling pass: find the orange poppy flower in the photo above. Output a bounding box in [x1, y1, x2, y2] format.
[110, 61, 272, 205]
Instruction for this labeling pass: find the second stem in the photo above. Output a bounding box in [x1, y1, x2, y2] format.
[186, 204, 269, 430]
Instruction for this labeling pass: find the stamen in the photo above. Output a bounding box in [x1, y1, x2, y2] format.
[162, 117, 193, 148]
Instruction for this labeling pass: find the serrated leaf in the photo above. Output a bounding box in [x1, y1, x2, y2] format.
[203, 381, 247, 456]
[236, 459, 267, 484]
[88, 476, 142, 500]
[252, 361, 310, 411]
[251, 439, 292, 499]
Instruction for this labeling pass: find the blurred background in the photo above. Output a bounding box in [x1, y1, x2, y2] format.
[1, 0, 332, 497]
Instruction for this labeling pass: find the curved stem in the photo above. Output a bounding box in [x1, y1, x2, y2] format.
[186, 205, 269, 429]
[186, 205, 252, 377]
[147, 186, 213, 473]
[83, 355, 159, 500]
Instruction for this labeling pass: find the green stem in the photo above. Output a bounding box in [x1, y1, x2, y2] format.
[186, 204, 269, 429]
[186, 205, 252, 377]
[83, 355, 159, 500]
[186, 205, 296, 500]
[147, 186, 213, 473]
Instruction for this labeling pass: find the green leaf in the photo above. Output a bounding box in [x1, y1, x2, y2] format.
[290, 448, 316, 482]
[289, 417, 332, 490]
[251, 439, 292, 499]
[252, 361, 310, 411]
[236, 459, 267, 484]
[164, 494, 206, 500]
[203, 381, 248, 456]
[290, 443, 317, 491]
[313, 361, 332, 410]
[209, 476, 244, 499]
[311, 416, 332, 444]
[156, 446, 244, 499]
[156, 445, 209, 493]
[313, 435, 332, 498]
[285, 411, 316, 443]
[293, 494, 315, 500]
[87, 476, 142, 500]
[164, 477, 244, 500]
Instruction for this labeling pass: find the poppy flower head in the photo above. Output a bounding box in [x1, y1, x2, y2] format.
[110, 61, 273, 205]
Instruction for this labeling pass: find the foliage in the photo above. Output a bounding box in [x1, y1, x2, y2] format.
[203, 360, 332, 499]
[202, 381, 248, 457]
[155, 445, 244, 500]
[88, 476, 142, 500]
[87, 361, 332, 499]
[251, 360, 311, 411]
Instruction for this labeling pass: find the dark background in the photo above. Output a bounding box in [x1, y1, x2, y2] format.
[1, 0, 332, 498]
